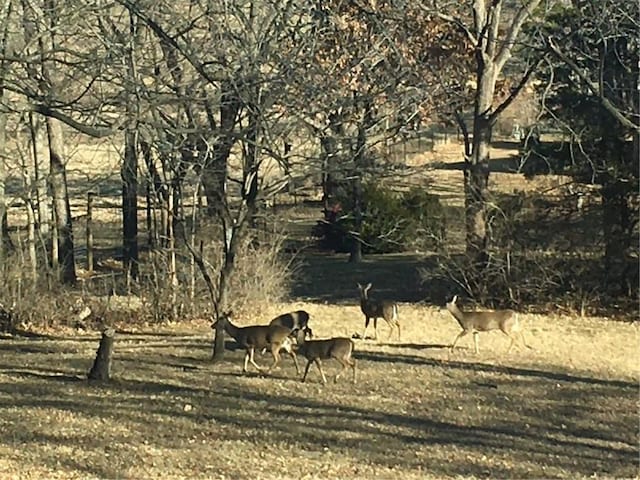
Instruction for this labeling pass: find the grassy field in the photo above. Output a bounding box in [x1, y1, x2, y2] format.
[1, 138, 638, 479]
[0, 302, 638, 479]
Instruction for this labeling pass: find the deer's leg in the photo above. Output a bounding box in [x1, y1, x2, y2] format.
[373, 318, 379, 341]
[301, 359, 313, 382]
[290, 350, 300, 374]
[361, 317, 371, 340]
[473, 332, 480, 354]
[396, 321, 401, 342]
[243, 351, 250, 373]
[352, 359, 357, 383]
[334, 358, 349, 383]
[386, 318, 394, 341]
[314, 359, 327, 384]
[450, 330, 468, 352]
[502, 328, 520, 353]
[519, 331, 532, 350]
[248, 348, 264, 372]
[267, 345, 281, 372]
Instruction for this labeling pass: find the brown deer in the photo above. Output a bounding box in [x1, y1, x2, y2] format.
[295, 328, 356, 384]
[445, 295, 532, 354]
[211, 312, 300, 374]
[357, 282, 400, 341]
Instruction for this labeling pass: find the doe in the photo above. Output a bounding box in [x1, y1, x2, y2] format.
[445, 295, 531, 354]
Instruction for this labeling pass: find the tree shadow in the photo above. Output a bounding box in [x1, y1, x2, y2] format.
[354, 350, 637, 389]
[431, 156, 522, 174]
[379, 342, 450, 350]
[0, 348, 636, 478]
[290, 253, 433, 303]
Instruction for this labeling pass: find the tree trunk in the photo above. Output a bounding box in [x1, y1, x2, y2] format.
[349, 187, 363, 263]
[202, 80, 240, 217]
[46, 117, 76, 284]
[122, 128, 139, 279]
[602, 179, 633, 279]
[0, 0, 9, 257]
[29, 114, 50, 238]
[349, 97, 372, 263]
[211, 215, 246, 362]
[0, 103, 10, 257]
[320, 135, 338, 215]
[212, 266, 230, 361]
[211, 228, 235, 362]
[465, 117, 491, 267]
[244, 101, 260, 227]
[599, 38, 637, 294]
[122, 12, 139, 279]
[88, 328, 115, 381]
[465, 53, 496, 268]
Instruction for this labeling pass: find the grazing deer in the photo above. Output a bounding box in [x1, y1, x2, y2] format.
[211, 312, 300, 374]
[445, 295, 532, 354]
[295, 328, 356, 384]
[357, 282, 400, 341]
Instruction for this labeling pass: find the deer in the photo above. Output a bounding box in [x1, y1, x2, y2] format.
[257, 310, 310, 355]
[357, 282, 400, 341]
[295, 328, 357, 384]
[269, 310, 310, 336]
[211, 312, 300, 374]
[445, 295, 532, 354]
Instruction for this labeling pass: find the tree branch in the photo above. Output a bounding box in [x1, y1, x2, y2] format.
[116, 0, 222, 88]
[548, 37, 640, 132]
[490, 54, 545, 123]
[31, 104, 126, 138]
[495, 0, 542, 73]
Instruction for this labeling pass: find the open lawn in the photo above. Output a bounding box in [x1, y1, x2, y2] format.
[1, 137, 637, 478]
[0, 302, 638, 479]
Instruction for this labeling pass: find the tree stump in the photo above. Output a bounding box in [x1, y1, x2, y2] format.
[88, 327, 115, 381]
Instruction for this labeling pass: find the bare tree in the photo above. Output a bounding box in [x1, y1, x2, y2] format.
[427, 0, 547, 268]
[292, 1, 443, 262]
[0, 0, 11, 258]
[21, 0, 77, 284]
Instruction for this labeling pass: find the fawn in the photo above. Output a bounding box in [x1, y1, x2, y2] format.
[295, 328, 357, 384]
[357, 282, 400, 341]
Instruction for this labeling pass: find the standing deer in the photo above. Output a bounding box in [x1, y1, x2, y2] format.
[211, 312, 300, 374]
[445, 295, 532, 354]
[295, 328, 356, 384]
[357, 282, 400, 341]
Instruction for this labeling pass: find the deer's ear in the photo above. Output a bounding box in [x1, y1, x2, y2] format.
[452, 295, 458, 304]
[366, 282, 372, 289]
[357, 283, 362, 289]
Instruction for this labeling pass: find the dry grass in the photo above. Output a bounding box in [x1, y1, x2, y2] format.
[0, 303, 638, 479]
[2, 136, 637, 479]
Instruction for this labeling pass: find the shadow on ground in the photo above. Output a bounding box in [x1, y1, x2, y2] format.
[290, 253, 447, 304]
[0, 342, 636, 478]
